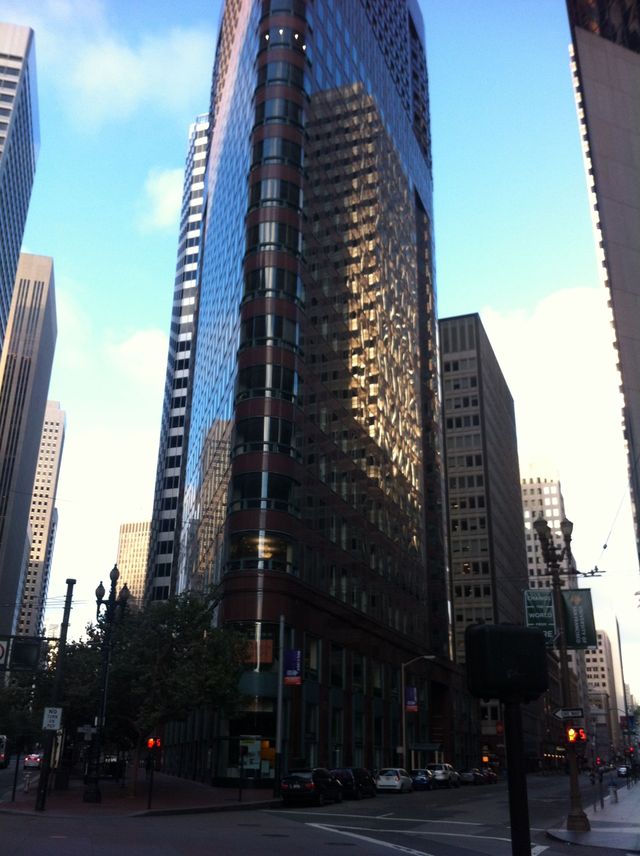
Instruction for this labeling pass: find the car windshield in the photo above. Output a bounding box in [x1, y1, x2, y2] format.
[286, 770, 312, 779]
[378, 768, 397, 776]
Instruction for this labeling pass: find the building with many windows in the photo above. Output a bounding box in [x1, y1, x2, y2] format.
[161, 0, 459, 782]
[566, 1, 640, 555]
[0, 23, 39, 348]
[146, 115, 209, 604]
[0, 253, 56, 637]
[117, 521, 151, 605]
[586, 628, 622, 757]
[17, 400, 64, 637]
[440, 313, 529, 766]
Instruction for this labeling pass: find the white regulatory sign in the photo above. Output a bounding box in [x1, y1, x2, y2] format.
[42, 706, 63, 731]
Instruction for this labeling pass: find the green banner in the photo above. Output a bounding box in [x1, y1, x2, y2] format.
[562, 589, 597, 649]
[524, 590, 555, 646]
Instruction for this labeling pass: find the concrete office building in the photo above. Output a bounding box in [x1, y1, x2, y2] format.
[117, 521, 151, 605]
[0, 23, 39, 347]
[17, 400, 65, 637]
[0, 254, 56, 637]
[586, 629, 622, 756]
[146, 115, 209, 604]
[164, 0, 457, 783]
[566, 1, 640, 553]
[440, 313, 529, 766]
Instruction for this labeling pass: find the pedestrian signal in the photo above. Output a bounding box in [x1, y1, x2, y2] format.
[566, 726, 587, 743]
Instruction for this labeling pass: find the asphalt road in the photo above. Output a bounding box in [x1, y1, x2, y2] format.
[0, 772, 631, 856]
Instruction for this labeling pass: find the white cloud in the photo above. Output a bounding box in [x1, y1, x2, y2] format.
[106, 328, 168, 385]
[138, 167, 184, 232]
[2, 0, 215, 129]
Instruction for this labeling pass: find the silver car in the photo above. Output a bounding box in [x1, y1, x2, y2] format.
[426, 762, 460, 788]
[375, 767, 413, 792]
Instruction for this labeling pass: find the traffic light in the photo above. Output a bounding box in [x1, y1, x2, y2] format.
[566, 726, 587, 743]
[147, 737, 161, 749]
[595, 756, 602, 766]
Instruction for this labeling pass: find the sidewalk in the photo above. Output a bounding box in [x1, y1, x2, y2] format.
[0, 769, 281, 817]
[547, 778, 640, 852]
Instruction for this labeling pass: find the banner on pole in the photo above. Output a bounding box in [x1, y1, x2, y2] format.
[524, 590, 555, 646]
[562, 589, 597, 649]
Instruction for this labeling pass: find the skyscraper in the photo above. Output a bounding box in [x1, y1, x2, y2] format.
[0, 23, 39, 347]
[146, 115, 209, 603]
[167, 0, 454, 778]
[117, 521, 151, 605]
[18, 400, 65, 637]
[566, 1, 640, 553]
[0, 253, 56, 637]
[440, 313, 529, 766]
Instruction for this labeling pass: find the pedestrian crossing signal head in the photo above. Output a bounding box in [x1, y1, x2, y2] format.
[566, 726, 587, 743]
[147, 737, 161, 749]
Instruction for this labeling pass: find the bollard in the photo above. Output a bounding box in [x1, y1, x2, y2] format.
[23, 773, 32, 793]
[608, 784, 618, 803]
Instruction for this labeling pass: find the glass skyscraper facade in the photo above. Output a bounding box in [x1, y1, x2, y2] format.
[167, 0, 458, 780]
[0, 23, 39, 348]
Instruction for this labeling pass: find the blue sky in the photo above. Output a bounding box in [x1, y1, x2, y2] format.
[4, 1, 638, 698]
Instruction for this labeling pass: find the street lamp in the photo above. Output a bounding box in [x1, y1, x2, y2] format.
[533, 516, 590, 832]
[401, 655, 435, 768]
[83, 564, 130, 803]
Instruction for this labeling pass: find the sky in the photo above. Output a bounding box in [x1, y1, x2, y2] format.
[4, 0, 639, 707]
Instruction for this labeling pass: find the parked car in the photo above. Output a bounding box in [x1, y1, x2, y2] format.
[410, 768, 435, 791]
[426, 763, 459, 788]
[280, 768, 343, 806]
[331, 767, 377, 799]
[23, 753, 42, 769]
[459, 768, 485, 785]
[480, 767, 498, 784]
[375, 767, 413, 792]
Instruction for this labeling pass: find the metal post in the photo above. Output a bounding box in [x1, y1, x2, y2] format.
[274, 614, 284, 796]
[35, 578, 76, 811]
[534, 518, 589, 832]
[504, 700, 532, 856]
[401, 662, 406, 765]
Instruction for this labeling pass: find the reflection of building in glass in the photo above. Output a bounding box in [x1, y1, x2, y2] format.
[0, 23, 39, 349]
[164, 0, 459, 781]
[0, 254, 56, 636]
[18, 401, 65, 637]
[117, 521, 151, 606]
[145, 115, 209, 603]
[566, 1, 640, 554]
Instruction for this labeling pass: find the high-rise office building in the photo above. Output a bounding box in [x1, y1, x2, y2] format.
[586, 628, 622, 753]
[17, 400, 65, 637]
[440, 313, 529, 766]
[167, 0, 454, 780]
[566, 1, 640, 553]
[146, 115, 209, 603]
[441, 315, 529, 662]
[0, 254, 56, 637]
[117, 521, 151, 605]
[0, 23, 39, 347]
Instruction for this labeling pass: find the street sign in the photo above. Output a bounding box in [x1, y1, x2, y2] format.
[553, 707, 583, 720]
[0, 639, 8, 669]
[524, 590, 555, 646]
[42, 706, 62, 731]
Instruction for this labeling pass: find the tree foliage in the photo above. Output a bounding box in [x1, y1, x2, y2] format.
[1, 592, 246, 753]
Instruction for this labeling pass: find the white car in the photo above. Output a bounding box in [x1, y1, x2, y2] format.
[426, 762, 460, 787]
[375, 767, 413, 792]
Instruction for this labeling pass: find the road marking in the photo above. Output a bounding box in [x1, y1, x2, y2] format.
[308, 823, 438, 855]
[531, 847, 548, 855]
[309, 823, 513, 845]
[267, 809, 482, 826]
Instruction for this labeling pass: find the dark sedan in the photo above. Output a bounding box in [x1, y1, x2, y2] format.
[331, 767, 377, 799]
[281, 768, 343, 806]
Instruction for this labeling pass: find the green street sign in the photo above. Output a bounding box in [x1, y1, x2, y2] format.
[524, 590, 555, 646]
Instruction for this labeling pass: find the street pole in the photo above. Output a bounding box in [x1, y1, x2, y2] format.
[274, 614, 284, 796]
[504, 700, 532, 856]
[534, 517, 589, 832]
[35, 578, 76, 812]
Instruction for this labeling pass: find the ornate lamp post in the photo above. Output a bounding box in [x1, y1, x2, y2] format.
[83, 564, 130, 803]
[533, 516, 589, 832]
[401, 655, 435, 767]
